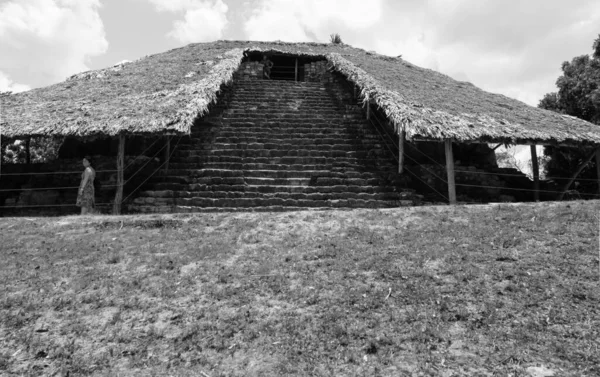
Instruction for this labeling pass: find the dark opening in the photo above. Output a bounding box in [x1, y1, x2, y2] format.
[244, 52, 326, 81]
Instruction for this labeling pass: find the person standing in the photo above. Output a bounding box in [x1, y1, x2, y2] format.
[261, 55, 274, 79]
[76, 155, 96, 215]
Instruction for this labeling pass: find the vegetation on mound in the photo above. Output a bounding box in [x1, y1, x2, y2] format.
[0, 202, 598, 376]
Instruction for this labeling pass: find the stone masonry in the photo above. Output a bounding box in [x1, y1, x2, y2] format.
[233, 61, 265, 81]
[128, 75, 421, 212]
[304, 61, 332, 83]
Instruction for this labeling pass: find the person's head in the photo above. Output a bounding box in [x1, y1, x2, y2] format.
[83, 155, 93, 168]
[262, 55, 268, 61]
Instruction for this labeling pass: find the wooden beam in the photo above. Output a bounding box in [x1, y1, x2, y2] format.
[530, 145, 540, 201]
[295, 58, 298, 82]
[398, 130, 405, 174]
[445, 139, 457, 205]
[164, 136, 170, 174]
[113, 134, 125, 215]
[366, 103, 370, 120]
[491, 143, 503, 152]
[557, 147, 598, 200]
[596, 148, 600, 196]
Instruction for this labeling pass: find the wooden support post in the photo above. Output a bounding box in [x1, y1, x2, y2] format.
[366, 102, 370, 120]
[113, 134, 125, 215]
[164, 136, 170, 174]
[25, 137, 31, 166]
[398, 130, 405, 174]
[445, 139, 457, 205]
[353, 85, 357, 100]
[558, 147, 598, 200]
[530, 145, 540, 201]
[295, 58, 298, 82]
[0, 91, 11, 177]
[596, 148, 600, 196]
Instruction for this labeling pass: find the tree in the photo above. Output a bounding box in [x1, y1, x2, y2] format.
[538, 34, 600, 196]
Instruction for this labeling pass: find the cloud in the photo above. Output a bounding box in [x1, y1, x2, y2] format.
[0, 71, 31, 93]
[365, 0, 600, 106]
[243, 0, 384, 42]
[147, 0, 228, 43]
[0, 0, 108, 89]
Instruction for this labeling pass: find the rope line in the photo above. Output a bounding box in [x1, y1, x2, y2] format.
[402, 153, 448, 184]
[0, 185, 119, 193]
[0, 202, 113, 209]
[0, 169, 118, 176]
[122, 135, 183, 205]
[0, 137, 172, 192]
[455, 183, 598, 196]
[453, 168, 600, 182]
[122, 136, 163, 172]
[122, 135, 174, 185]
[404, 142, 446, 168]
[402, 167, 450, 202]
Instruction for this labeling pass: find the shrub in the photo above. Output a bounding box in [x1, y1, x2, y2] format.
[330, 33, 343, 44]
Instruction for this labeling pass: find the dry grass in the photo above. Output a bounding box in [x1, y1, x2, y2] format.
[1, 201, 599, 376]
[3, 40, 599, 146]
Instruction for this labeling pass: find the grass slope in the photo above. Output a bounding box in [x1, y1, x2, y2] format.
[1, 202, 599, 376]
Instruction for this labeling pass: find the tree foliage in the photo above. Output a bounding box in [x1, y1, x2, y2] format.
[538, 34, 600, 195]
[539, 52, 600, 124]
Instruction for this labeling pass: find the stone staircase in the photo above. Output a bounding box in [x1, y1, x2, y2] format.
[128, 79, 420, 213]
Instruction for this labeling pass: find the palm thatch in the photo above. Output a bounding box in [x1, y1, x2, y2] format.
[2, 40, 599, 146]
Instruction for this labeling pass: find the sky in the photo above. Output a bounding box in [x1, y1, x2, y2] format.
[0, 0, 599, 107]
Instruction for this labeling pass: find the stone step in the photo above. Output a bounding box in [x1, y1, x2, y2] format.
[190, 123, 370, 133]
[147, 183, 404, 194]
[187, 129, 380, 138]
[223, 108, 346, 115]
[166, 161, 398, 172]
[227, 99, 336, 105]
[220, 118, 365, 126]
[149, 175, 397, 187]
[175, 142, 386, 152]
[229, 90, 332, 96]
[128, 201, 414, 214]
[174, 149, 392, 159]
[136, 190, 417, 201]
[172, 155, 397, 167]
[125, 78, 413, 212]
[231, 87, 329, 93]
[179, 134, 384, 145]
[233, 80, 325, 86]
[127, 205, 323, 214]
[227, 98, 336, 104]
[132, 197, 411, 209]
[156, 168, 397, 180]
[222, 113, 360, 120]
[233, 81, 326, 88]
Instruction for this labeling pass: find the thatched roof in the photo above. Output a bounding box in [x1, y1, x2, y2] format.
[2, 40, 599, 146]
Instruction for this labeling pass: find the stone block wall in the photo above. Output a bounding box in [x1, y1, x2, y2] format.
[234, 61, 264, 81]
[304, 61, 332, 83]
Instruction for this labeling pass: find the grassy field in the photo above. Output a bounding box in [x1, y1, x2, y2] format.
[0, 201, 599, 376]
